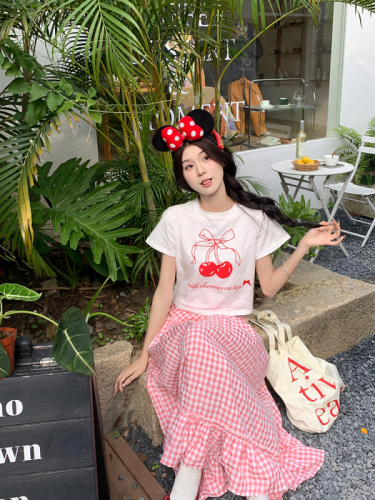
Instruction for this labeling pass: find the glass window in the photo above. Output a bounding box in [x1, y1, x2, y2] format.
[200, 4, 340, 152]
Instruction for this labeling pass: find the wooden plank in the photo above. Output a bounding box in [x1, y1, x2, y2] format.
[90, 376, 110, 500]
[105, 434, 166, 500]
[105, 440, 150, 500]
[0, 418, 94, 477]
[0, 372, 91, 426]
[0, 467, 97, 500]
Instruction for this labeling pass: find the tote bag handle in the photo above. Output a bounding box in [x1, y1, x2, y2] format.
[250, 310, 292, 355]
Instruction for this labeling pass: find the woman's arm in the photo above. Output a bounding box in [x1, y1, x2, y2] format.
[114, 254, 176, 394]
[256, 219, 344, 298]
[139, 254, 176, 361]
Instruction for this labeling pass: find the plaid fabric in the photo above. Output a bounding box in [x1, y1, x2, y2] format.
[147, 306, 324, 500]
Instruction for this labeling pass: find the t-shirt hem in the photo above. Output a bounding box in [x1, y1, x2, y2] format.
[173, 300, 254, 317]
[255, 234, 290, 260]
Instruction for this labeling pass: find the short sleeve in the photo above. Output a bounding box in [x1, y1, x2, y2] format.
[255, 212, 290, 260]
[146, 208, 176, 257]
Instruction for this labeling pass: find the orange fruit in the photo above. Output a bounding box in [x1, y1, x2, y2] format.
[296, 160, 303, 164]
[361, 428, 368, 434]
[302, 156, 310, 164]
[309, 160, 316, 164]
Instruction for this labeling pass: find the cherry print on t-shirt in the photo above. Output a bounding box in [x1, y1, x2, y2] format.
[191, 229, 241, 279]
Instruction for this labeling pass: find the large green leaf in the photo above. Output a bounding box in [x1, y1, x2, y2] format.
[0, 283, 42, 301]
[52, 307, 94, 376]
[31, 158, 142, 281]
[46, 92, 64, 112]
[0, 343, 11, 378]
[25, 99, 48, 127]
[5, 64, 22, 77]
[8, 78, 31, 94]
[30, 84, 49, 101]
[84, 248, 125, 280]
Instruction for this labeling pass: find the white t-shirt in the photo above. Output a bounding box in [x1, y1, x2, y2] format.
[146, 198, 290, 316]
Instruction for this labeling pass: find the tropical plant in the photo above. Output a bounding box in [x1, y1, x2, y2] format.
[0, 30, 100, 276]
[30, 157, 142, 282]
[2, 0, 375, 283]
[274, 194, 322, 260]
[0, 279, 134, 378]
[0, 283, 94, 377]
[334, 118, 375, 185]
[122, 297, 152, 343]
[43, 243, 90, 290]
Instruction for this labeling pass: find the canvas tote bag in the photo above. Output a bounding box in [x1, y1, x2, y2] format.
[249, 310, 345, 433]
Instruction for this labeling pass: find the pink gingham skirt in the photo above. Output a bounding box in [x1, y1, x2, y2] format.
[146, 306, 324, 500]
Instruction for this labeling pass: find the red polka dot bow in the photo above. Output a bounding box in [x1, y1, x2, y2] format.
[161, 116, 205, 151]
[152, 109, 224, 152]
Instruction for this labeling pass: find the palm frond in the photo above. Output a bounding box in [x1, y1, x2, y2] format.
[237, 176, 270, 196]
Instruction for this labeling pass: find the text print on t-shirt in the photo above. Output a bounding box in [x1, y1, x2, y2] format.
[188, 281, 245, 292]
[191, 228, 241, 279]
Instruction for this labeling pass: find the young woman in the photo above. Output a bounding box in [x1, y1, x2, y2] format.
[114, 110, 344, 500]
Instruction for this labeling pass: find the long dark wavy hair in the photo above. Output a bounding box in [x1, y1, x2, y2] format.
[173, 135, 320, 229]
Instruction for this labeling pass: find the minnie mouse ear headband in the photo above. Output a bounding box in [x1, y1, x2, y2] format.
[152, 109, 224, 153]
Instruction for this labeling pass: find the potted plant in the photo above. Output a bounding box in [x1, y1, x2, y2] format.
[334, 118, 375, 186]
[0, 278, 132, 379]
[0, 285, 42, 377]
[333, 118, 375, 218]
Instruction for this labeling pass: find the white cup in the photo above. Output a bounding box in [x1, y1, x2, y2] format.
[260, 100, 270, 107]
[324, 155, 339, 166]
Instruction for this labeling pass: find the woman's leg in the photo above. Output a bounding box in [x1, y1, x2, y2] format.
[169, 462, 203, 500]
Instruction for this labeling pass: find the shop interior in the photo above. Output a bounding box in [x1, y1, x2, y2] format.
[202, 4, 334, 150]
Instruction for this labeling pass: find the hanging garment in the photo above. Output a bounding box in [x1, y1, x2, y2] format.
[204, 96, 237, 140]
[146, 306, 325, 500]
[228, 77, 267, 136]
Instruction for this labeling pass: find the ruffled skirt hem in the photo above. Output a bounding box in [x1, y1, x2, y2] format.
[153, 398, 324, 500]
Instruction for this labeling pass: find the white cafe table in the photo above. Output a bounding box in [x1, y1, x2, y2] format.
[271, 160, 355, 258]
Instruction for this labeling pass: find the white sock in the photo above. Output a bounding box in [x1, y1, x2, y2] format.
[170, 462, 202, 500]
[246, 495, 270, 500]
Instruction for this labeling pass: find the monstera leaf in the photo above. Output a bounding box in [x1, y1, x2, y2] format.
[31, 158, 141, 281]
[52, 307, 95, 376]
[0, 284, 42, 302]
[0, 343, 11, 378]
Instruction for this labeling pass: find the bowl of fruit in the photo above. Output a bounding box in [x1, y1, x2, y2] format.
[292, 157, 320, 171]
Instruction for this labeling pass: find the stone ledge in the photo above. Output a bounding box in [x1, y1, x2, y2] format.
[250, 253, 375, 359]
[94, 340, 164, 447]
[121, 369, 165, 447]
[94, 341, 133, 434]
[250, 275, 375, 360]
[95, 256, 375, 447]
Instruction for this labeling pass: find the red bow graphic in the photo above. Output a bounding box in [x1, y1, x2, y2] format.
[191, 229, 241, 266]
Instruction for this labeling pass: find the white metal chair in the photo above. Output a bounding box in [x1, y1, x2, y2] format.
[325, 135, 375, 246]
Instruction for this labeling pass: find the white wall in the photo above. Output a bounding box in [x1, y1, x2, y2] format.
[340, 7, 375, 134]
[43, 115, 99, 166]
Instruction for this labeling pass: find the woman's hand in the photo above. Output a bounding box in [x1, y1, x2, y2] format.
[299, 219, 345, 250]
[114, 355, 149, 395]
